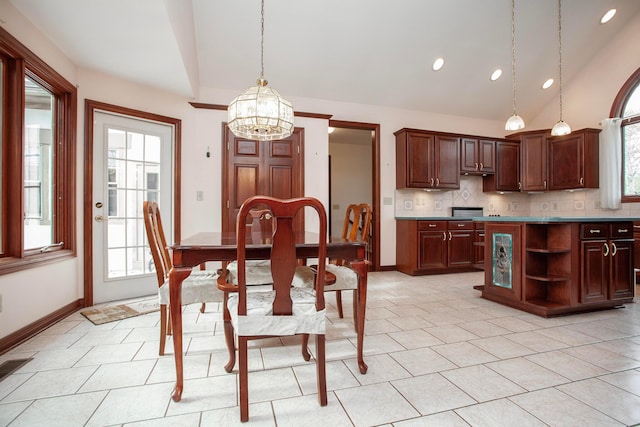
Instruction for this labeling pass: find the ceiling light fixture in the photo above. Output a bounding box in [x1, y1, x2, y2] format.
[227, 0, 293, 141]
[551, 0, 571, 136]
[491, 69, 503, 81]
[433, 57, 445, 71]
[601, 9, 616, 24]
[542, 78, 554, 89]
[505, 0, 525, 131]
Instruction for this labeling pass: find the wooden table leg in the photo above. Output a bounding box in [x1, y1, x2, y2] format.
[350, 261, 368, 374]
[170, 267, 191, 402]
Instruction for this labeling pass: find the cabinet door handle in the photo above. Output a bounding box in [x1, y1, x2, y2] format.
[479, 162, 484, 170]
[430, 178, 434, 187]
[603, 242, 609, 257]
[518, 182, 521, 190]
[611, 242, 617, 256]
[580, 177, 584, 186]
[449, 232, 452, 240]
[544, 180, 547, 189]
[442, 232, 447, 241]
[475, 162, 478, 170]
[436, 178, 440, 187]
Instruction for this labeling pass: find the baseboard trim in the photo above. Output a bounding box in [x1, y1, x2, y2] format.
[0, 299, 84, 355]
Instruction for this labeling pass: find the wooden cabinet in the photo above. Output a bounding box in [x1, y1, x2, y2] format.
[396, 219, 475, 275]
[519, 130, 549, 191]
[395, 129, 460, 189]
[473, 222, 485, 269]
[483, 140, 520, 192]
[581, 222, 634, 303]
[548, 129, 600, 190]
[482, 219, 634, 317]
[461, 138, 495, 175]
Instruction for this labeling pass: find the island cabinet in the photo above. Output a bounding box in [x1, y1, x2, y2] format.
[396, 219, 475, 275]
[482, 219, 635, 317]
[548, 129, 600, 190]
[473, 221, 485, 269]
[461, 138, 495, 175]
[395, 129, 460, 190]
[581, 223, 634, 303]
[483, 140, 520, 192]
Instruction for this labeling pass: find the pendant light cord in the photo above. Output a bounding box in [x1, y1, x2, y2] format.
[511, 0, 517, 115]
[557, 0, 563, 121]
[260, 0, 265, 81]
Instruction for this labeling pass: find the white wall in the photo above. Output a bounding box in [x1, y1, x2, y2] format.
[1, 3, 639, 341]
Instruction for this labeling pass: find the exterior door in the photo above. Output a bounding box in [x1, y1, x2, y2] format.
[92, 111, 174, 303]
[222, 125, 304, 235]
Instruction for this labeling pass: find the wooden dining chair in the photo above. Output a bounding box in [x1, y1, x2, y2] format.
[217, 195, 328, 422]
[324, 203, 372, 327]
[142, 201, 222, 355]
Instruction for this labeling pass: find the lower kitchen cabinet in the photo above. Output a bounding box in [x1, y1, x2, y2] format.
[396, 219, 475, 275]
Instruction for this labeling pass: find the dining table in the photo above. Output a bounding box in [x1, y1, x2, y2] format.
[168, 231, 369, 402]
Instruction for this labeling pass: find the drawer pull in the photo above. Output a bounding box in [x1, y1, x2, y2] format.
[618, 228, 628, 233]
[428, 224, 437, 228]
[458, 223, 465, 227]
[589, 229, 601, 234]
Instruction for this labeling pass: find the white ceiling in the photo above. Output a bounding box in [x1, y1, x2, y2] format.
[10, 0, 640, 122]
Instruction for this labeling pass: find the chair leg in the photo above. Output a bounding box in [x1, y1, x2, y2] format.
[301, 334, 311, 361]
[222, 293, 236, 373]
[336, 290, 344, 318]
[239, 336, 249, 422]
[316, 334, 327, 406]
[159, 304, 168, 356]
[167, 306, 173, 336]
[200, 303, 206, 313]
[352, 289, 358, 333]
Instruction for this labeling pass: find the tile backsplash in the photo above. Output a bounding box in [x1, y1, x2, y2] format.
[395, 176, 640, 218]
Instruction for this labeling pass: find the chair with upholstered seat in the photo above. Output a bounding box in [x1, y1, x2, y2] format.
[143, 201, 222, 355]
[217, 195, 328, 422]
[325, 203, 372, 327]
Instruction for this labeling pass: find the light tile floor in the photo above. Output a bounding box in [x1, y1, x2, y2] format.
[1, 271, 640, 426]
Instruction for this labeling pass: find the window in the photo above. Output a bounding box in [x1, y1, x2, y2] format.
[0, 26, 77, 274]
[611, 66, 640, 202]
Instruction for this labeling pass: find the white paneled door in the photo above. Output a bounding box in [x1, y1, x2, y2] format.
[92, 112, 174, 303]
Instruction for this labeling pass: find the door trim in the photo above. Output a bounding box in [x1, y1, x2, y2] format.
[83, 99, 182, 306]
[329, 120, 381, 271]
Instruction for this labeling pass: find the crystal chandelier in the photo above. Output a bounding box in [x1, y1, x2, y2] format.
[227, 0, 294, 141]
[551, 0, 571, 136]
[505, 0, 525, 131]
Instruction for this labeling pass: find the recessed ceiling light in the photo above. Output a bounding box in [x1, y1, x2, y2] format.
[490, 69, 502, 81]
[433, 57, 445, 71]
[601, 9, 616, 24]
[542, 78, 554, 89]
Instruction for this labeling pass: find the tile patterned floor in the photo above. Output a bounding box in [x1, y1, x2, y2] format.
[1, 271, 640, 426]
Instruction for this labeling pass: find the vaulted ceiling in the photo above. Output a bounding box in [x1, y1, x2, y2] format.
[10, 0, 640, 122]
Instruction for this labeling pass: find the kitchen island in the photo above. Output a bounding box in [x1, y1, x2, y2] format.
[478, 217, 636, 317]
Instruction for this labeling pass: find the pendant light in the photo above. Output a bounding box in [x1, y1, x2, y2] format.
[505, 0, 525, 131]
[551, 0, 571, 136]
[227, 0, 294, 141]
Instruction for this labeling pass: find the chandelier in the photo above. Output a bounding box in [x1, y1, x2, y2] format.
[227, 0, 294, 141]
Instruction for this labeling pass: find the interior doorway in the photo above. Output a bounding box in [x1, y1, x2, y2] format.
[328, 120, 380, 271]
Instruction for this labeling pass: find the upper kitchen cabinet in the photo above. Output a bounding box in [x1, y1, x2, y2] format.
[515, 130, 551, 192]
[395, 129, 460, 190]
[548, 128, 600, 190]
[483, 139, 520, 192]
[461, 138, 495, 175]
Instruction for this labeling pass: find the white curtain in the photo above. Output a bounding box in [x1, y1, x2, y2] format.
[599, 118, 622, 209]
